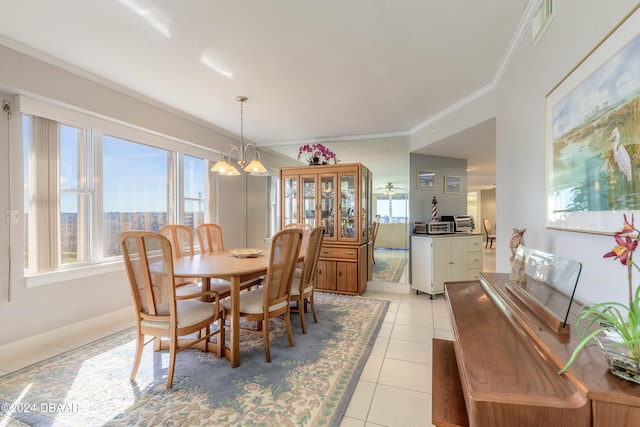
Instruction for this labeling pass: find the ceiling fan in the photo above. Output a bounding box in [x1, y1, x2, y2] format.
[374, 182, 406, 195]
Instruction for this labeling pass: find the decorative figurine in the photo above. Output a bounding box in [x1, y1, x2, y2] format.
[431, 196, 438, 221]
[509, 228, 526, 264]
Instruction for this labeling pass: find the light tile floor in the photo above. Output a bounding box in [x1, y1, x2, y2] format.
[339, 247, 496, 427]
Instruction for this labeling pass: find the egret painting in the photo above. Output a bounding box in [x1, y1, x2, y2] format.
[546, 5, 640, 234]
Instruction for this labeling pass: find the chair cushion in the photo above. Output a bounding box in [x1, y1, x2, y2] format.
[141, 300, 217, 329]
[221, 288, 288, 315]
[289, 277, 313, 296]
[175, 282, 202, 297]
[175, 279, 231, 299]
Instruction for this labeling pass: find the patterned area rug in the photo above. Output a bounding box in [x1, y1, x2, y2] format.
[0, 293, 388, 427]
[372, 250, 407, 282]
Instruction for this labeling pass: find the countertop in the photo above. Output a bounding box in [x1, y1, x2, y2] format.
[411, 232, 482, 237]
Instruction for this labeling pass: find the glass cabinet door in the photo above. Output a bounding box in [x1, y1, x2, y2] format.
[283, 176, 298, 226]
[320, 175, 336, 239]
[339, 173, 356, 240]
[301, 176, 316, 228]
[362, 172, 368, 241]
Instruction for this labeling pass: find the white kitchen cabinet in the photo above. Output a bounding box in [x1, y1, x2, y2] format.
[410, 234, 483, 299]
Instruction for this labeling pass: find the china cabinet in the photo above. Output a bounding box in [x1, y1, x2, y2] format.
[280, 163, 372, 295]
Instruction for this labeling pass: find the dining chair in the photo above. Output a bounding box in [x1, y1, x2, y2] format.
[160, 224, 231, 299]
[284, 222, 312, 242]
[483, 218, 496, 248]
[197, 223, 225, 254]
[371, 220, 380, 264]
[197, 222, 261, 292]
[120, 231, 225, 389]
[284, 222, 312, 271]
[290, 226, 324, 334]
[159, 224, 197, 286]
[221, 228, 303, 362]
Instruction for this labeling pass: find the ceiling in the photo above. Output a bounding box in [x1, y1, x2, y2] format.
[0, 0, 531, 191]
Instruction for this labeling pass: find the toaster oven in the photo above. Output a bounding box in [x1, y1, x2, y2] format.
[453, 215, 475, 232]
[427, 221, 453, 234]
[414, 222, 427, 234]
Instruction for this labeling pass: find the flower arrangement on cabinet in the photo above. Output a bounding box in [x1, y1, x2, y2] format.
[559, 213, 640, 383]
[297, 143, 338, 165]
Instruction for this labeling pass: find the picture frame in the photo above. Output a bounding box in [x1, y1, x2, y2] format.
[545, 4, 640, 234]
[417, 170, 435, 189]
[444, 175, 461, 194]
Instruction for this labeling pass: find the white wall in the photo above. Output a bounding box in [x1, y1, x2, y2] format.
[409, 153, 467, 226]
[0, 44, 290, 346]
[495, 0, 639, 305]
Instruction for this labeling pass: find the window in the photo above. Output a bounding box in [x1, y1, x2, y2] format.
[23, 112, 211, 277]
[182, 155, 205, 234]
[23, 117, 29, 268]
[376, 193, 408, 223]
[60, 124, 92, 265]
[269, 176, 280, 236]
[102, 135, 170, 257]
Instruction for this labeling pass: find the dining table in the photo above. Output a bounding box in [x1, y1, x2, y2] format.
[169, 246, 305, 368]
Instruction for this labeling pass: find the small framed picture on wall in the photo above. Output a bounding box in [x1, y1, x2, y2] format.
[417, 170, 435, 189]
[444, 175, 461, 194]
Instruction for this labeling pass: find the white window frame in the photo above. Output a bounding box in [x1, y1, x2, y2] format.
[17, 95, 217, 288]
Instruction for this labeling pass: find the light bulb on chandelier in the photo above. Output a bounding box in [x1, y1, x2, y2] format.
[210, 96, 268, 176]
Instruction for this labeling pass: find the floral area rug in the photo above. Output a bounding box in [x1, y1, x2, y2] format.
[0, 293, 388, 427]
[372, 250, 407, 282]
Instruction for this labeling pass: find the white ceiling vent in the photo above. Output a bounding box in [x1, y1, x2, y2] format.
[532, 0, 555, 45]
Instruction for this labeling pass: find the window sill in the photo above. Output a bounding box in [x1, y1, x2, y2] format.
[24, 261, 124, 288]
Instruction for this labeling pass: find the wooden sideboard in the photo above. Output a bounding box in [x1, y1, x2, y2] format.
[433, 272, 640, 427]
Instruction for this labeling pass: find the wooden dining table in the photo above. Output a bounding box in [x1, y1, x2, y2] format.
[169, 247, 305, 368]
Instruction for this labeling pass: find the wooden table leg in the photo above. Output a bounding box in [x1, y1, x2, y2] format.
[229, 276, 241, 368]
[202, 277, 210, 302]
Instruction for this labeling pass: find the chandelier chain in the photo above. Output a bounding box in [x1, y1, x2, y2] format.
[239, 99, 244, 146]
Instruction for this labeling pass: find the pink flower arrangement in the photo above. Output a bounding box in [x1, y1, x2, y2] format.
[297, 143, 337, 165]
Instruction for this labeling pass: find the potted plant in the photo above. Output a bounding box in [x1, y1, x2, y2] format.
[559, 214, 640, 384]
[297, 143, 338, 165]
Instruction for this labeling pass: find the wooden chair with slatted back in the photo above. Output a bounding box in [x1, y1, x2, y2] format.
[222, 228, 303, 362]
[284, 222, 312, 270]
[371, 220, 380, 264]
[160, 224, 231, 299]
[197, 223, 225, 254]
[159, 224, 197, 286]
[197, 223, 259, 292]
[120, 231, 224, 389]
[284, 222, 312, 244]
[290, 226, 324, 333]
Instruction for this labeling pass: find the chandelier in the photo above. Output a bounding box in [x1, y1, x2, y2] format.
[210, 96, 267, 176]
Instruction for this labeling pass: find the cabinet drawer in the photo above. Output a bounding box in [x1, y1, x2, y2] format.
[467, 252, 483, 270]
[320, 246, 358, 260]
[467, 236, 483, 252]
[468, 268, 482, 281]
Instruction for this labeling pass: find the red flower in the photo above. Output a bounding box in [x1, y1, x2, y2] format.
[604, 234, 638, 265]
[620, 213, 635, 233]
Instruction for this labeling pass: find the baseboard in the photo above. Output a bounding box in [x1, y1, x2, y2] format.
[0, 307, 133, 372]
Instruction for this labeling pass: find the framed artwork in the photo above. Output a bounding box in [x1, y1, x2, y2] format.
[546, 4, 640, 234]
[444, 176, 461, 194]
[417, 170, 435, 189]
